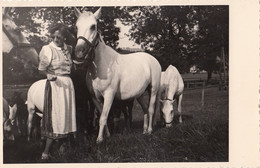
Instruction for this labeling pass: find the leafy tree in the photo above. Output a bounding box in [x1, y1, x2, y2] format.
[3, 6, 123, 84]
[3, 6, 229, 84]
[119, 6, 195, 72]
[189, 6, 229, 80]
[120, 6, 228, 79]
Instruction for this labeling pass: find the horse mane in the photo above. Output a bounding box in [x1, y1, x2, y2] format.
[76, 11, 94, 23]
[81, 11, 93, 15]
[2, 14, 13, 22]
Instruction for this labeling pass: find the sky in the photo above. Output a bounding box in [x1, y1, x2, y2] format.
[115, 19, 141, 49]
[31, 16, 141, 49]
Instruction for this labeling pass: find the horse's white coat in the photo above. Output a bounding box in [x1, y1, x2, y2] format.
[2, 32, 14, 53]
[3, 98, 18, 141]
[160, 65, 184, 126]
[2, 10, 39, 66]
[26, 80, 46, 141]
[75, 8, 162, 143]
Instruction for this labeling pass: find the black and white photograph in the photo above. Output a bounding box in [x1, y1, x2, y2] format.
[1, 0, 259, 167]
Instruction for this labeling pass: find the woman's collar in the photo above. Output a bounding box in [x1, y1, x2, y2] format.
[50, 42, 67, 50]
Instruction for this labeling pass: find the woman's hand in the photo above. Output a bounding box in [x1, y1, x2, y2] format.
[47, 74, 57, 81]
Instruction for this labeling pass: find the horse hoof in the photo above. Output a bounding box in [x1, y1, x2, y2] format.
[96, 138, 103, 144]
[143, 129, 148, 134]
[147, 129, 153, 134]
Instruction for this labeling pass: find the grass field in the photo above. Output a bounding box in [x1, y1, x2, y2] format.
[3, 85, 228, 163]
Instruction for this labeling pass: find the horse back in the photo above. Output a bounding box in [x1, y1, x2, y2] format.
[27, 79, 46, 112]
[118, 52, 161, 81]
[115, 52, 161, 99]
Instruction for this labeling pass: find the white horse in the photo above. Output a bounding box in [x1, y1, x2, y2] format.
[3, 97, 18, 141]
[160, 65, 184, 127]
[74, 7, 162, 143]
[2, 7, 39, 67]
[26, 80, 46, 142]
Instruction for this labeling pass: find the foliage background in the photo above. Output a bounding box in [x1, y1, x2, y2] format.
[2, 6, 228, 84]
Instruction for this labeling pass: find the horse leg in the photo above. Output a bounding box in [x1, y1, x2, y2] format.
[147, 90, 158, 134]
[88, 99, 96, 134]
[120, 105, 129, 132]
[96, 91, 115, 144]
[125, 100, 133, 131]
[112, 103, 121, 133]
[93, 109, 99, 130]
[137, 95, 149, 134]
[177, 94, 183, 123]
[91, 97, 110, 138]
[27, 101, 35, 142]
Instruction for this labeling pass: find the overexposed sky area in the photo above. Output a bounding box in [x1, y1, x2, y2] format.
[31, 18, 141, 49]
[115, 19, 141, 49]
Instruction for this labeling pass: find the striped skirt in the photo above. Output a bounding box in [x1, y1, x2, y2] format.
[41, 76, 77, 139]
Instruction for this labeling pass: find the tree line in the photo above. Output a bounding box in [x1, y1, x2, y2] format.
[3, 6, 228, 84]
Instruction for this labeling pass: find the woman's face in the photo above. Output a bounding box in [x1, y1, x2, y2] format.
[51, 30, 65, 47]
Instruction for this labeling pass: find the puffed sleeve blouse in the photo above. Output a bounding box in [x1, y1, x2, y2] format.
[38, 42, 73, 76]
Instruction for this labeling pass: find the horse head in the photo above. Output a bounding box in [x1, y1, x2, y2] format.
[74, 7, 102, 63]
[160, 98, 175, 127]
[2, 7, 39, 67]
[3, 97, 17, 127]
[8, 104, 17, 125]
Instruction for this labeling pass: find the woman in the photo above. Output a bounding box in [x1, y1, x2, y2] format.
[38, 23, 77, 160]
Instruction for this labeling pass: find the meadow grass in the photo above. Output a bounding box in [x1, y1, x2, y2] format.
[3, 86, 228, 163]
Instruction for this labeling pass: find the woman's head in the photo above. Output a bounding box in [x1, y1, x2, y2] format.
[49, 23, 68, 47]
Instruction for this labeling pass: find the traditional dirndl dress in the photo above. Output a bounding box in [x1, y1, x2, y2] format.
[38, 42, 77, 139]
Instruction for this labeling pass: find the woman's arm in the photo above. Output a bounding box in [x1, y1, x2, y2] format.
[39, 70, 57, 81]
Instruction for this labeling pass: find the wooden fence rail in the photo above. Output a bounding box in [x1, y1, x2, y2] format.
[184, 79, 206, 89]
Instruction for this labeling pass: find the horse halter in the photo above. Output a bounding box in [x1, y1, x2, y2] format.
[77, 32, 100, 62]
[2, 25, 34, 54]
[161, 87, 174, 102]
[165, 120, 173, 125]
[162, 98, 174, 101]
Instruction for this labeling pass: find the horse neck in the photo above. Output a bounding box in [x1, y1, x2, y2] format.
[166, 78, 178, 100]
[2, 31, 14, 53]
[94, 41, 118, 72]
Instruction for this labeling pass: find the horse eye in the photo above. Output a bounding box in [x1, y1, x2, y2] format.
[14, 27, 20, 32]
[90, 25, 96, 31]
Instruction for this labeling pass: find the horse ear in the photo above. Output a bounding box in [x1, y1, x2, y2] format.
[3, 7, 10, 15]
[13, 104, 17, 111]
[74, 7, 81, 18]
[4, 7, 15, 15]
[10, 7, 15, 14]
[94, 7, 102, 19]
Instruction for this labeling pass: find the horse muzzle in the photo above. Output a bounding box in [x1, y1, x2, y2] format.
[164, 118, 173, 127]
[165, 122, 173, 128]
[75, 45, 87, 61]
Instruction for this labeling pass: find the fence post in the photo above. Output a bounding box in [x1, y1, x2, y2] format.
[201, 80, 205, 107]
